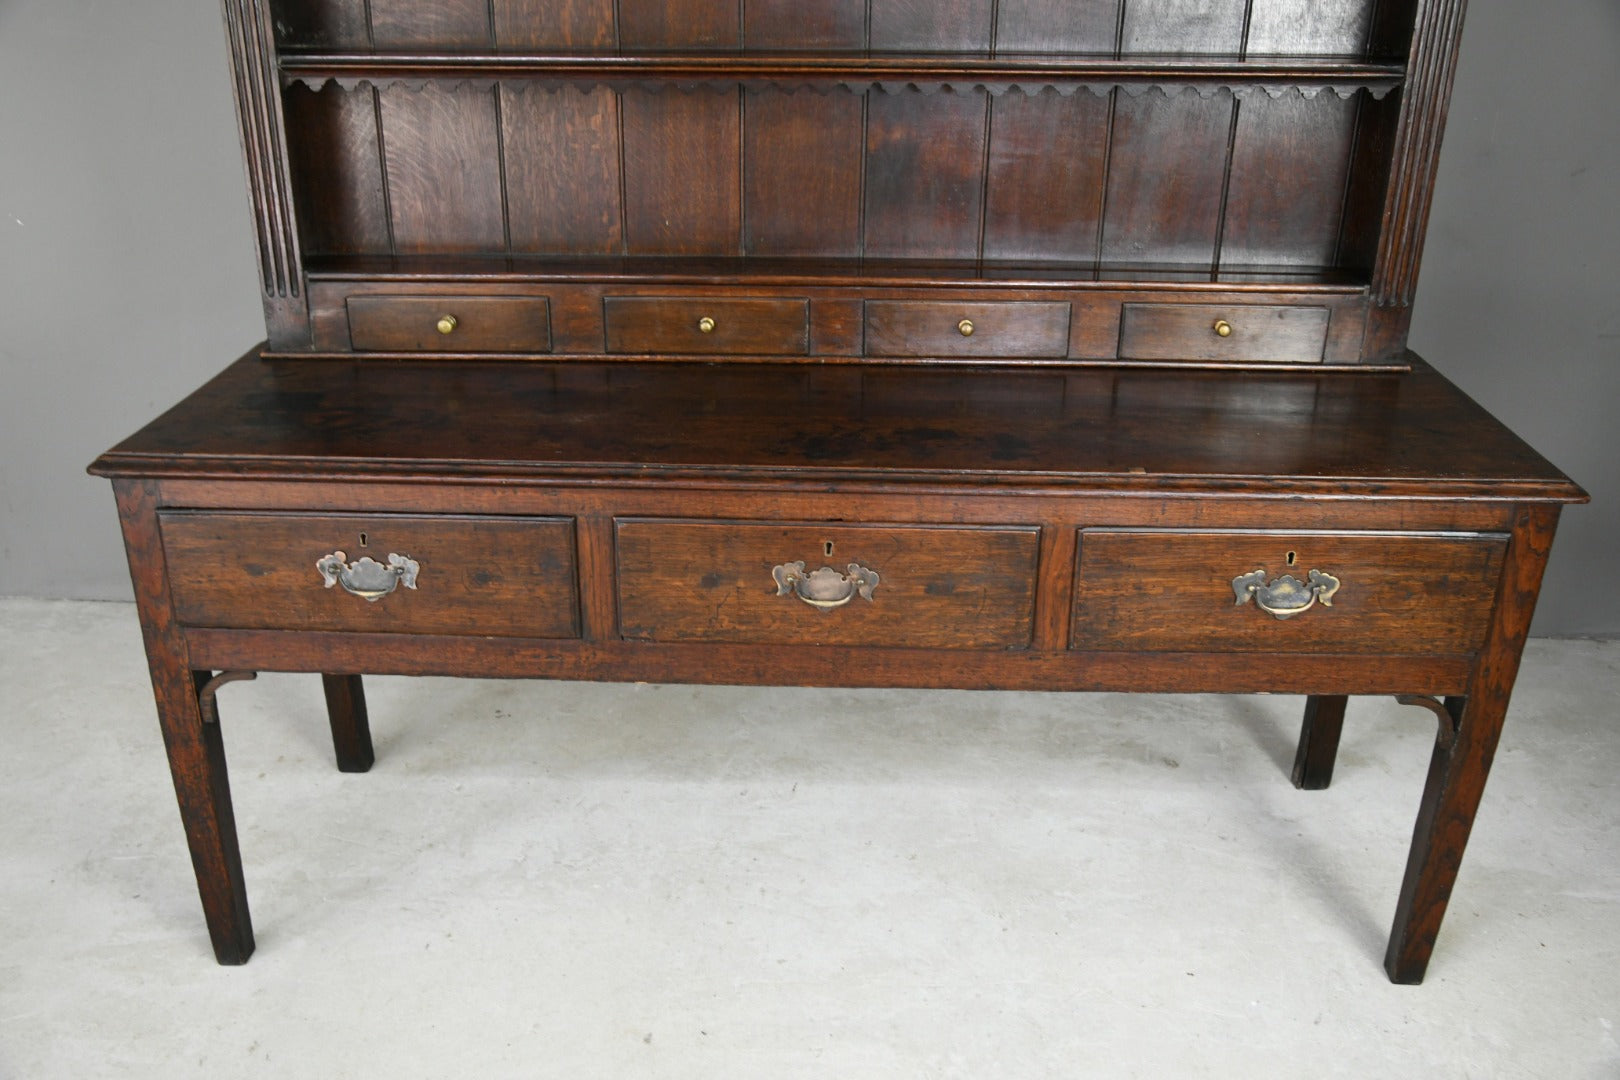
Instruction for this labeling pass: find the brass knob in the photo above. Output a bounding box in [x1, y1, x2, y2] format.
[436, 314, 458, 335]
[697, 316, 716, 334]
[1213, 319, 1233, 338]
[958, 319, 975, 337]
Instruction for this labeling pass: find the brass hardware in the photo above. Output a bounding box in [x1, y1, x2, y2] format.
[1232, 567, 1340, 620]
[697, 316, 716, 334]
[958, 319, 975, 337]
[317, 550, 420, 601]
[436, 314, 458, 335]
[772, 561, 880, 611]
[1213, 319, 1233, 338]
[196, 670, 257, 725]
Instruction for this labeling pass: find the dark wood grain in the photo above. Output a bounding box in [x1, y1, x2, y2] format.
[995, 0, 1120, 53]
[1121, 0, 1246, 54]
[743, 89, 863, 257]
[869, 0, 996, 52]
[273, 0, 370, 48]
[185, 629, 1479, 697]
[91, 353, 1586, 503]
[621, 89, 741, 255]
[745, 0, 866, 49]
[369, 0, 491, 48]
[1385, 506, 1564, 983]
[501, 85, 623, 255]
[1338, 90, 1402, 278]
[1248, 0, 1376, 56]
[983, 90, 1111, 262]
[223, 0, 306, 347]
[1071, 530, 1508, 654]
[160, 512, 580, 638]
[320, 673, 374, 773]
[1370, 0, 1469, 312]
[618, 0, 739, 50]
[115, 481, 254, 964]
[280, 54, 1408, 88]
[1101, 90, 1233, 267]
[150, 475, 1525, 533]
[378, 84, 505, 254]
[864, 301, 1070, 358]
[302, 278, 1377, 364]
[1222, 91, 1358, 268]
[346, 295, 551, 352]
[258, 18, 1433, 365]
[1118, 303, 1330, 362]
[603, 297, 808, 354]
[864, 89, 988, 260]
[1368, 0, 1422, 57]
[283, 83, 391, 256]
[494, 0, 615, 49]
[616, 520, 1040, 647]
[1293, 694, 1349, 789]
[575, 512, 618, 641]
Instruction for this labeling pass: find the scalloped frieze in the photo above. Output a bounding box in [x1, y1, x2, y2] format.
[285, 74, 1391, 101]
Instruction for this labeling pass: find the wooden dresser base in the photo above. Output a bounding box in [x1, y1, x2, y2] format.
[94, 356, 1582, 982]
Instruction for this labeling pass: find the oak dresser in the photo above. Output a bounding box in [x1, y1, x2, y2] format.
[91, 0, 1585, 981]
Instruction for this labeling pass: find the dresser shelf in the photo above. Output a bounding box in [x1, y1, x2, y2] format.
[278, 52, 1406, 96]
[268, 0, 1416, 62]
[303, 254, 1373, 290]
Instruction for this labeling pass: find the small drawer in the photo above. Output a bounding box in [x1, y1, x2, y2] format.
[1118, 304, 1329, 363]
[603, 297, 809, 355]
[616, 520, 1040, 648]
[160, 512, 579, 638]
[1070, 529, 1507, 655]
[346, 296, 552, 353]
[865, 301, 1071, 358]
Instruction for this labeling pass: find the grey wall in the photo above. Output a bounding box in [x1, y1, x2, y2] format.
[1405, 0, 1620, 636]
[0, 0, 266, 604]
[2, 1, 1616, 635]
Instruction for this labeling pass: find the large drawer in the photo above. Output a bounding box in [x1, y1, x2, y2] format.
[865, 300, 1071, 358]
[1118, 303, 1329, 363]
[161, 513, 579, 638]
[616, 520, 1040, 648]
[1071, 529, 1507, 654]
[346, 295, 552, 353]
[603, 297, 809, 355]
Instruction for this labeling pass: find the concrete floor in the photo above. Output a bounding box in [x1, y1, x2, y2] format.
[2, 598, 1617, 1078]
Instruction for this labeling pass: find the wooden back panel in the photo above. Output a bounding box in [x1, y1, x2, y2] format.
[285, 80, 1379, 273]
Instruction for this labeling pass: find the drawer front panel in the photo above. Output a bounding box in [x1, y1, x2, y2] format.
[162, 513, 579, 638]
[1118, 303, 1329, 363]
[617, 520, 1040, 648]
[865, 300, 1071, 358]
[603, 297, 809, 354]
[1071, 530, 1507, 654]
[347, 296, 552, 352]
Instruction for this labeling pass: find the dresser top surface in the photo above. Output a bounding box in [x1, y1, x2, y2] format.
[91, 353, 1583, 501]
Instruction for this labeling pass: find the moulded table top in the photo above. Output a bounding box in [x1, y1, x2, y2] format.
[91, 350, 1585, 502]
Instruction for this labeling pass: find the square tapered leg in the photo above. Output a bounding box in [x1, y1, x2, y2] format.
[321, 673, 374, 773]
[1292, 695, 1349, 790]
